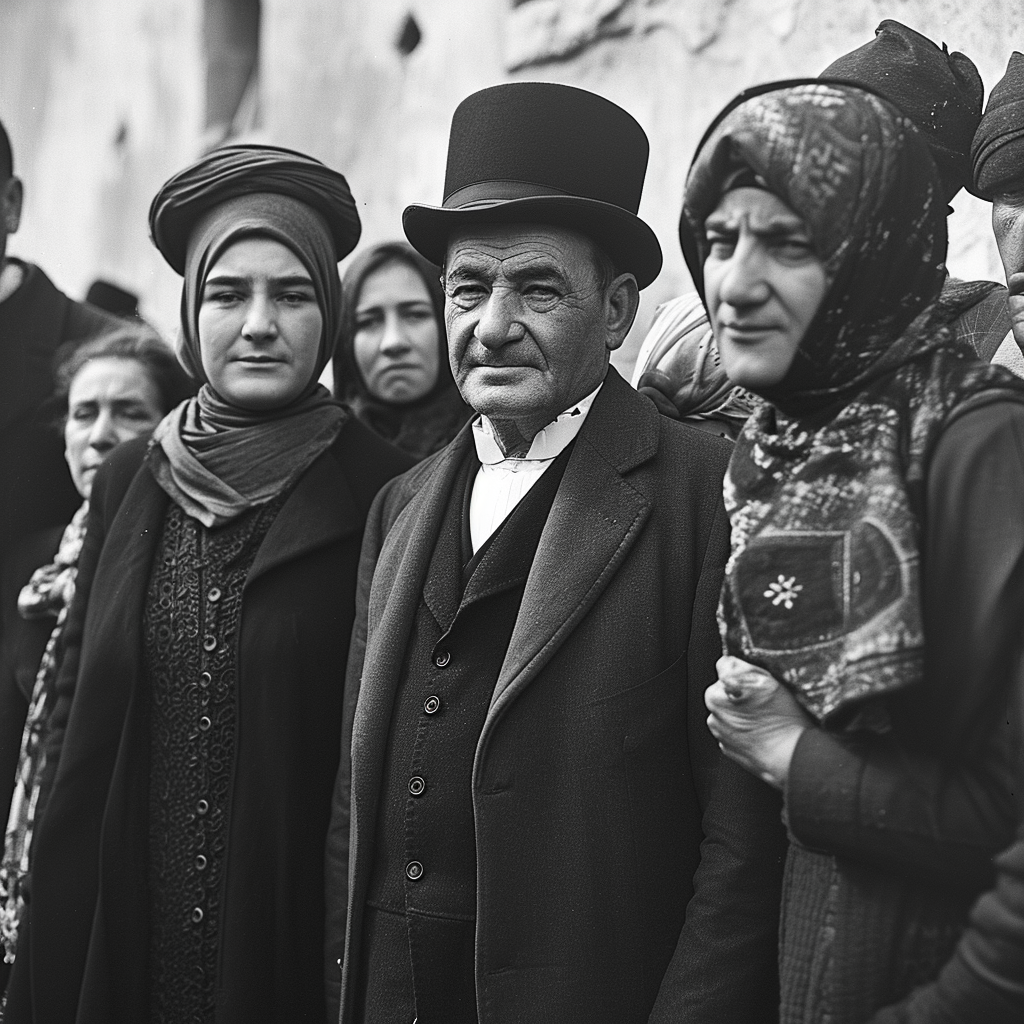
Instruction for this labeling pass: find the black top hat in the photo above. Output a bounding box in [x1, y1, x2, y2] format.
[403, 83, 663, 289]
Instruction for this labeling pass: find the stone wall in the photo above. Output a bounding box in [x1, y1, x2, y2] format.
[2, 0, 1021, 371]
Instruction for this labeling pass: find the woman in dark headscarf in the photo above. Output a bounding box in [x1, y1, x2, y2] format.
[332, 241, 470, 459]
[683, 83, 1024, 1023]
[4, 145, 413, 1024]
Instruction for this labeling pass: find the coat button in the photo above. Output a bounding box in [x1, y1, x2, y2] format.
[408, 776, 426, 797]
[199, 671, 211, 687]
[195, 854, 208, 870]
[207, 587, 222, 603]
[196, 799, 209, 815]
[198, 716, 211, 731]
[191, 907, 204, 923]
[406, 861, 424, 881]
[423, 695, 441, 715]
[433, 649, 450, 668]
[203, 635, 217, 652]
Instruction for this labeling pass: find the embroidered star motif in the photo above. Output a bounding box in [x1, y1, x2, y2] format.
[764, 574, 803, 609]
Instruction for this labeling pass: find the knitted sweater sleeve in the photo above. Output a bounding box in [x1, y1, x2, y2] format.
[785, 402, 1024, 888]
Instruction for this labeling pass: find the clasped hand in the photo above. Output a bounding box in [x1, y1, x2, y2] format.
[705, 655, 813, 791]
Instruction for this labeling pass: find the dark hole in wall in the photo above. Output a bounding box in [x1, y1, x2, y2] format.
[396, 13, 422, 56]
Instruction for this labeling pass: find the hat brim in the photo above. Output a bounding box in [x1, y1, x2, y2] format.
[402, 195, 663, 290]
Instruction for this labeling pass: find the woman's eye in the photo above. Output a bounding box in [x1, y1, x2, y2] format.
[280, 291, 314, 306]
[355, 314, 383, 332]
[70, 407, 95, 422]
[207, 290, 241, 305]
[773, 239, 816, 261]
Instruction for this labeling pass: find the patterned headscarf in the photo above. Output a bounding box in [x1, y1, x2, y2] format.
[681, 82, 948, 418]
[681, 84, 1024, 723]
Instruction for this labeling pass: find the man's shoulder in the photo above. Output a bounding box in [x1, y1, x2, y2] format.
[376, 438, 463, 523]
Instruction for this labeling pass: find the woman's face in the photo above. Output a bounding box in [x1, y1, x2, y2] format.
[64, 357, 165, 499]
[704, 187, 827, 390]
[198, 236, 323, 410]
[353, 259, 441, 404]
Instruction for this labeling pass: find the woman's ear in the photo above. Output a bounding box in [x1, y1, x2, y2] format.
[604, 273, 640, 352]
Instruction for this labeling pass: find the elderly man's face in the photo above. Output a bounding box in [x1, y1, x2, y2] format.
[993, 192, 1024, 344]
[443, 224, 634, 442]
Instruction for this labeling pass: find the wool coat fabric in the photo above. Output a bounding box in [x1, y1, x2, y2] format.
[0, 261, 128, 565]
[325, 368, 788, 1024]
[4, 418, 413, 1024]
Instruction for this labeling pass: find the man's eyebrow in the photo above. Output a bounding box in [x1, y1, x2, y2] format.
[445, 257, 569, 287]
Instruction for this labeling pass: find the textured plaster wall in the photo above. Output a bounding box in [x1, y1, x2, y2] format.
[2, 0, 1022, 369]
[0, 0, 204, 337]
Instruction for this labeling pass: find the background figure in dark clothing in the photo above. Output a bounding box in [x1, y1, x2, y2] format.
[0, 331, 193, 988]
[333, 241, 470, 460]
[0, 119, 149, 567]
[822, 18, 1017, 366]
[973, 51, 1024, 374]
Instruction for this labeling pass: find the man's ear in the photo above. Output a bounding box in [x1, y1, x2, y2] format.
[1, 177, 23, 235]
[604, 272, 640, 352]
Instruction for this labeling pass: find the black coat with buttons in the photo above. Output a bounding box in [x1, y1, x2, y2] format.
[326, 368, 788, 1024]
[4, 419, 413, 1024]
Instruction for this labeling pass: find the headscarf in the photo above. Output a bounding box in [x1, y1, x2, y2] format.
[821, 20, 984, 203]
[332, 241, 470, 461]
[681, 83, 1024, 723]
[681, 82, 949, 419]
[0, 501, 90, 960]
[632, 292, 756, 435]
[971, 52, 1024, 199]
[146, 146, 361, 527]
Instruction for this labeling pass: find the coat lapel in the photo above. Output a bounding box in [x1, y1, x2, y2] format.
[246, 446, 361, 587]
[486, 369, 660, 721]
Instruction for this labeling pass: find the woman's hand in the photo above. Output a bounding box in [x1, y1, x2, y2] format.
[705, 655, 813, 790]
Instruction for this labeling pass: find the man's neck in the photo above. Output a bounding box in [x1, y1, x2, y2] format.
[0, 258, 25, 304]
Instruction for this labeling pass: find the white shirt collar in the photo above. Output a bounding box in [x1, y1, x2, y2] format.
[471, 383, 603, 466]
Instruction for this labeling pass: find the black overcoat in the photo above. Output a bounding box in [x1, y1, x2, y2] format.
[6, 418, 412, 1024]
[325, 368, 788, 1024]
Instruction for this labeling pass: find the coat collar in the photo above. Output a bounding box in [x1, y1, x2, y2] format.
[246, 444, 362, 586]
[483, 367, 659, 725]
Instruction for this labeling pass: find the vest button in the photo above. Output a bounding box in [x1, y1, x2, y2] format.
[406, 860, 424, 881]
[207, 587, 222, 603]
[195, 854, 208, 870]
[423, 695, 441, 715]
[196, 799, 209, 815]
[434, 649, 451, 668]
[198, 716, 212, 732]
[408, 776, 426, 797]
[203, 635, 217, 652]
[199, 671, 212, 687]
[191, 907, 204, 924]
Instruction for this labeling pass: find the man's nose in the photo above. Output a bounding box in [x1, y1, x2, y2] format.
[717, 239, 771, 309]
[242, 294, 278, 341]
[378, 312, 410, 355]
[474, 287, 522, 350]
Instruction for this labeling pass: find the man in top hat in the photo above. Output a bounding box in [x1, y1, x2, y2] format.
[325, 82, 786, 1024]
[0, 119, 140, 567]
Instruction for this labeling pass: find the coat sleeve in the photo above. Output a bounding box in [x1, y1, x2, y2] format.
[649, 496, 788, 1024]
[34, 468, 112, 826]
[785, 403, 1024, 888]
[865, 822, 1024, 1024]
[324, 480, 391, 1024]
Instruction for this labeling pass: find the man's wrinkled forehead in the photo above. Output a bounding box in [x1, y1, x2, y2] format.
[443, 222, 596, 282]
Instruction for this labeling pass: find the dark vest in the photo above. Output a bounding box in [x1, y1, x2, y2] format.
[357, 445, 573, 1024]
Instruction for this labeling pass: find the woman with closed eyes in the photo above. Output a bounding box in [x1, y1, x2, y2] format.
[3, 145, 412, 1024]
